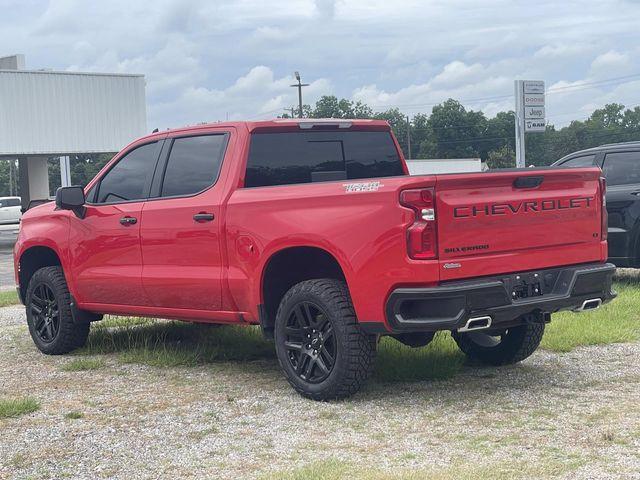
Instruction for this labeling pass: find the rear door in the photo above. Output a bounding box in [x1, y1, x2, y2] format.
[600, 150, 640, 264]
[435, 168, 604, 280]
[140, 131, 230, 311]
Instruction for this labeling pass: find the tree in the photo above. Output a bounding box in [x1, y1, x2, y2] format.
[48, 153, 113, 193]
[486, 145, 516, 169]
[309, 96, 373, 119]
[374, 108, 409, 155]
[420, 99, 488, 160]
[0, 160, 18, 196]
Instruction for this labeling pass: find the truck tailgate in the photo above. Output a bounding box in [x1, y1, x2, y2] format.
[435, 167, 606, 281]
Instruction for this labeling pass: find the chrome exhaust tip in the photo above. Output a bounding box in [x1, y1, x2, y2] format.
[574, 298, 602, 312]
[458, 316, 492, 333]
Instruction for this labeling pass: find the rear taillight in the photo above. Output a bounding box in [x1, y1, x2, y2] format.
[400, 188, 438, 260]
[599, 176, 608, 241]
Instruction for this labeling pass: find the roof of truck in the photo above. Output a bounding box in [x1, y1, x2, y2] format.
[141, 118, 391, 142]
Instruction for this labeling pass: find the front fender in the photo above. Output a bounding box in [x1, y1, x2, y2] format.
[14, 211, 73, 297]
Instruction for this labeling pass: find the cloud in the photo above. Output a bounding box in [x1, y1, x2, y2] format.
[533, 44, 589, 60]
[150, 66, 332, 127]
[251, 26, 294, 42]
[430, 61, 486, 89]
[589, 50, 632, 78]
[314, 0, 337, 18]
[2, 0, 640, 129]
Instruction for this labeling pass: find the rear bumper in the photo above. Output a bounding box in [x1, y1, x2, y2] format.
[374, 262, 616, 334]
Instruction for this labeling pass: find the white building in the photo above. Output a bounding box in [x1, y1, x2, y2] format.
[0, 54, 147, 210]
[405, 158, 482, 175]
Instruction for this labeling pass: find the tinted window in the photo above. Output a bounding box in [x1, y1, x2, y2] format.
[85, 184, 97, 203]
[561, 154, 595, 167]
[95, 142, 159, 203]
[245, 131, 404, 187]
[6, 198, 20, 207]
[161, 135, 227, 197]
[603, 151, 640, 186]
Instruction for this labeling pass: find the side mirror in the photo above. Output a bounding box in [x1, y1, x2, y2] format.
[55, 186, 86, 218]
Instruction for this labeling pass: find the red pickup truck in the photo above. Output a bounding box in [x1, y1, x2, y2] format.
[14, 119, 615, 400]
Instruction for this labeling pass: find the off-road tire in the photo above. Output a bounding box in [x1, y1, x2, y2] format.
[274, 279, 376, 401]
[452, 321, 544, 366]
[26, 266, 89, 354]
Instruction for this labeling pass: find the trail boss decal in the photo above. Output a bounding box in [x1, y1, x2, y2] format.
[453, 196, 594, 218]
[343, 181, 383, 193]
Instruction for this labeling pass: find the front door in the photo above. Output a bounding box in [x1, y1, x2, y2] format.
[140, 132, 229, 311]
[69, 140, 164, 306]
[69, 202, 146, 305]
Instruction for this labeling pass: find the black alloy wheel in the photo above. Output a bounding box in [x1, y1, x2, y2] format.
[274, 279, 377, 400]
[30, 283, 61, 343]
[26, 266, 90, 355]
[452, 320, 545, 366]
[283, 301, 337, 383]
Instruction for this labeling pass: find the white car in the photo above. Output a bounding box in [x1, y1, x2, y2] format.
[0, 196, 22, 224]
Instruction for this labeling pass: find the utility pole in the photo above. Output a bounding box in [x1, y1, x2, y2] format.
[290, 71, 309, 118]
[60, 156, 71, 187]
[283, 107, 295, 118]
[406, 116, 412, 159]
[8, 160, 13, 196]
[514, 80, 526, 168]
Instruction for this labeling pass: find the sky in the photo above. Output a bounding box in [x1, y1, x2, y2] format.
[2, 0, 640, 130]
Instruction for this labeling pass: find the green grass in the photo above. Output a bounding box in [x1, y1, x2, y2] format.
[80, 318, 275, 367]
[0, 289, 19, 307]
[541, 277, 640, 352]
[82, 316, 463, 379]
[262, 456, 586, 480]
[0, 397, 40, 419]
[376, 332, 464, 381]
[64, 411, 84, 420]
[60, 357, 105, 372]
[78, 278, 638, 379]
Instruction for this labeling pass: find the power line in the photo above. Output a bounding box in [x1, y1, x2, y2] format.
[245, 106, 287, 120]
[546, 73, 640, 95]
[367, 72, 640, 111]
[369, 93, 514, 110]
[431, 125, 640, 146]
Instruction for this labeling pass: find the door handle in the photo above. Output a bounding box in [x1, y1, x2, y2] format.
[193, 212, 215, 222]
[630, 190, 640, 196]
[119, 216, 137, 226]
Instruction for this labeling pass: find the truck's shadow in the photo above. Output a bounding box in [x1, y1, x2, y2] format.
[80, 319, 469, 384]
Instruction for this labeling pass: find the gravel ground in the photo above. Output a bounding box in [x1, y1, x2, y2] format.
[0, 305, 639, 479]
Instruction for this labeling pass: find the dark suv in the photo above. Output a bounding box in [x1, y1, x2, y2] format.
[554, 141, 640, 267]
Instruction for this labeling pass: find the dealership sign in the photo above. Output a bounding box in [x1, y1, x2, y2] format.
[515, 79, 546, 167]
[522, 81, 545, 132]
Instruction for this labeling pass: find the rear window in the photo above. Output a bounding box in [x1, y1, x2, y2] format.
[1, 198, 20, 207]
[161, 134, 228, 197]
[603, 151, 640, 186]
[560, 154, 595, 167]
[244, 131, 404, 188]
